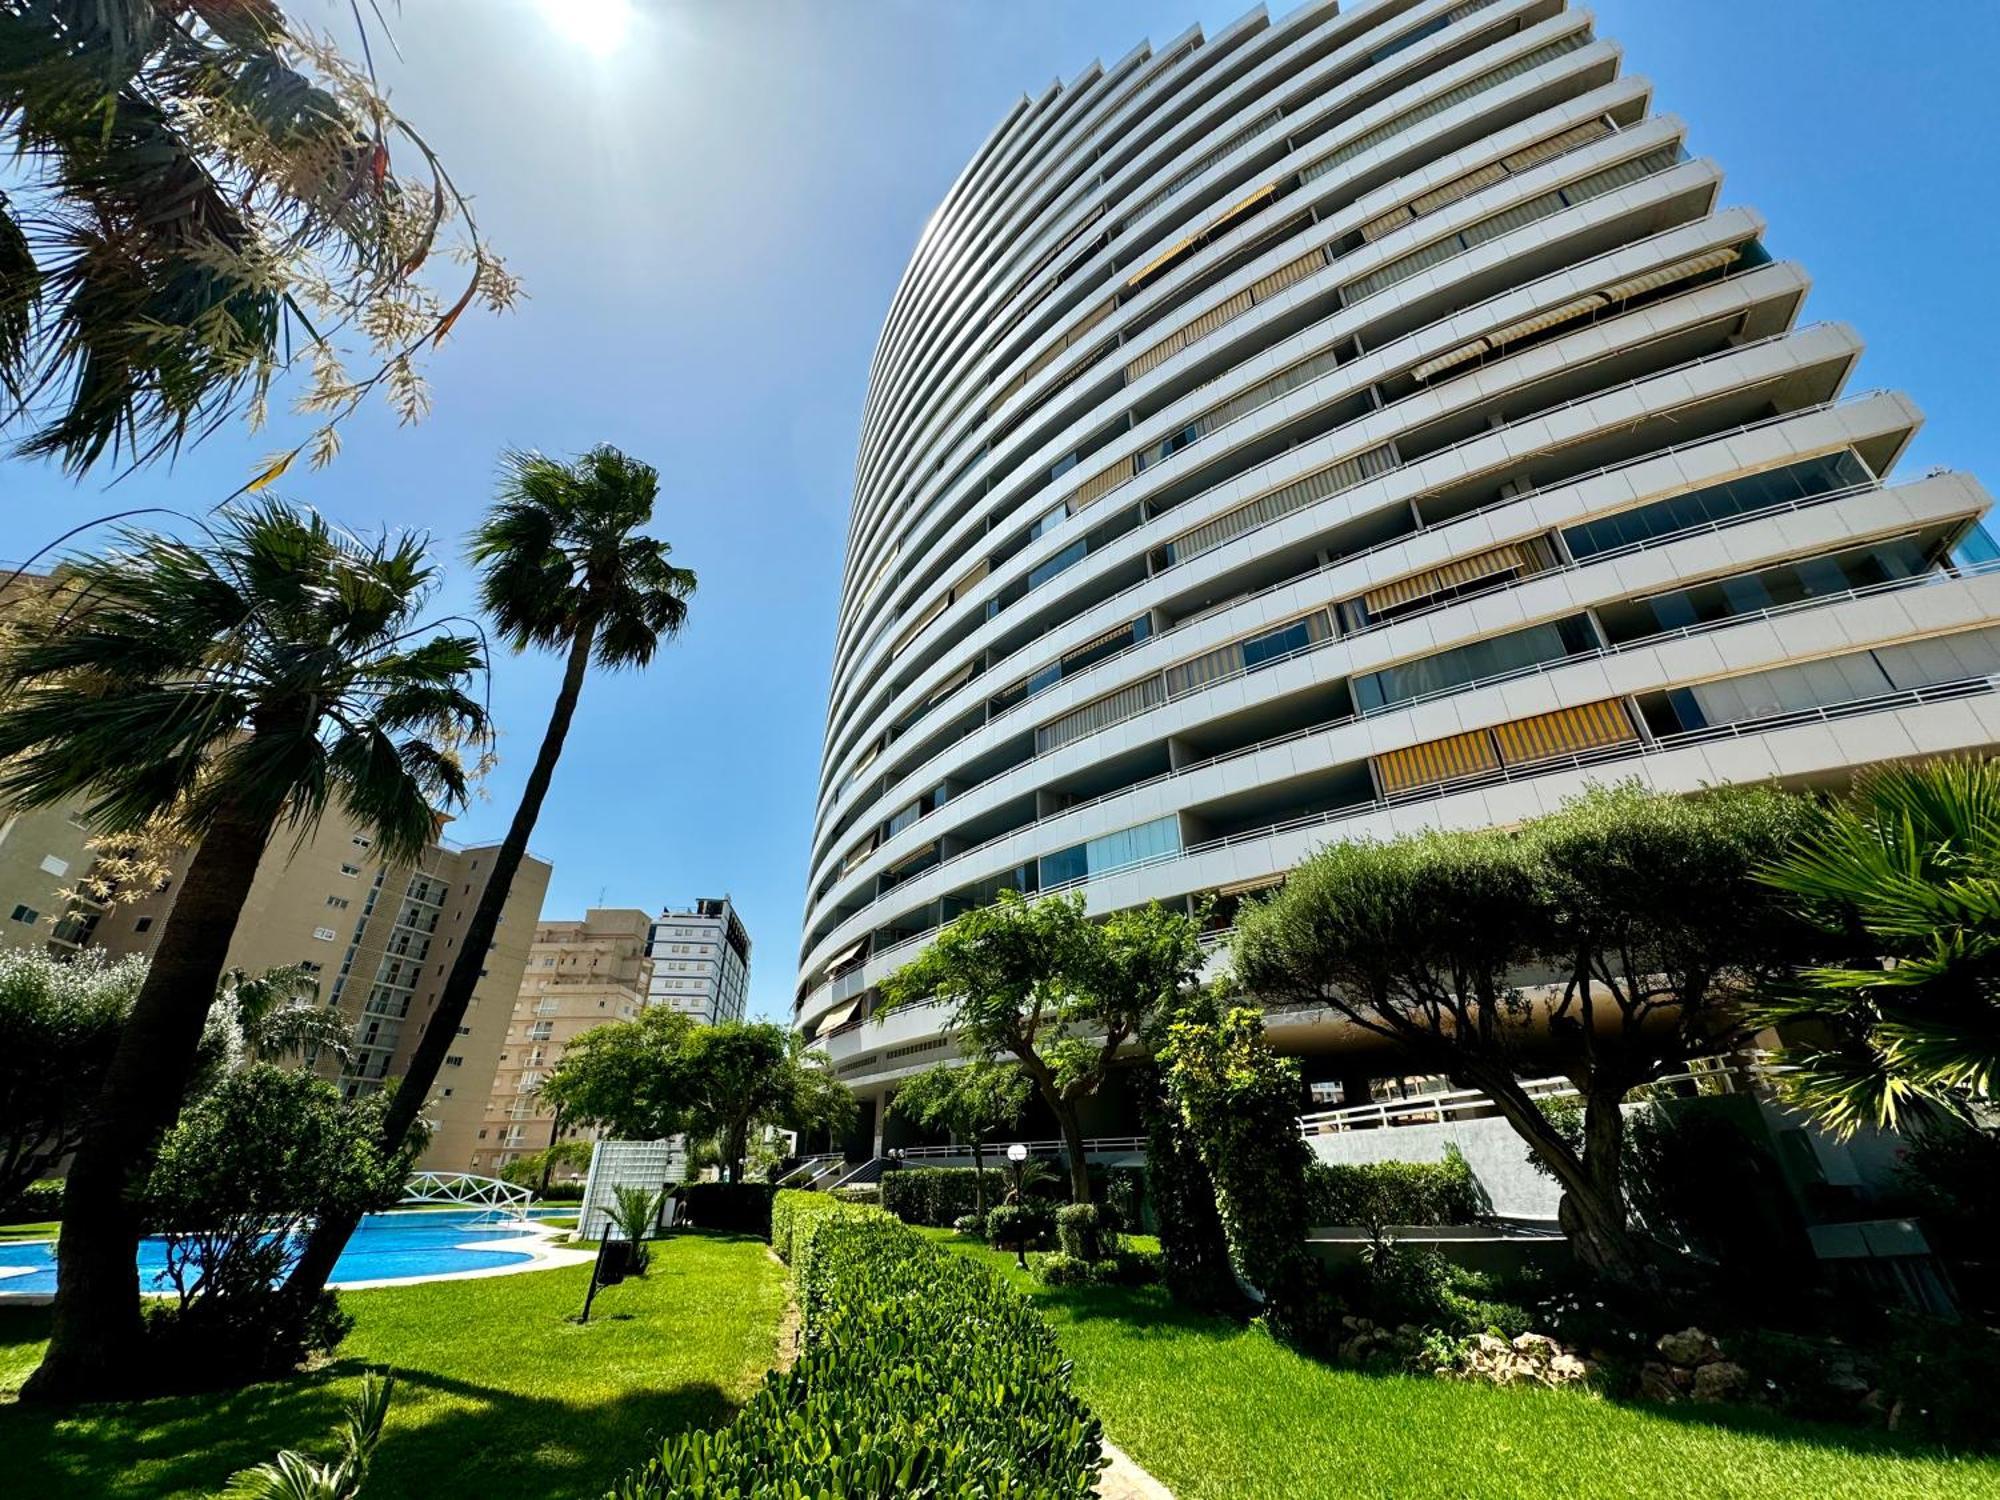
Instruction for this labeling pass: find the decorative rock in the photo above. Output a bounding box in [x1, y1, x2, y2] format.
[1512, 1333, 1560, 1364]
[1657, 1327, 1724, 1367]
[1691, 1361, 1749, 1404]
[1548, 1352, 1589, 1385]
[1639, 1361, 1681, 1404]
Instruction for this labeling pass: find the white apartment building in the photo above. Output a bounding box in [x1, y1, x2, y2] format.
[647, 897, 752, 1026]
[797, 0, 2000, 1140]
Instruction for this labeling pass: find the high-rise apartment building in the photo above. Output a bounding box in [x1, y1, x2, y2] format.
[797, 0, 2000, 1131]
[474, 908, 654, 1178]
[83, 804, 550, 1171]
[647, 898, 752, 1025]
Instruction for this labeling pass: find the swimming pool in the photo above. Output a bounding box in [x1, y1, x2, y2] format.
[0, 1208, 541, 1298]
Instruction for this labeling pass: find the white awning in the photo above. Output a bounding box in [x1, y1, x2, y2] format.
[1596, 246, 1741, 305]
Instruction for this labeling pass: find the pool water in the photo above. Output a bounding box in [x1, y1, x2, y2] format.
[0, 1208, 538, 1298]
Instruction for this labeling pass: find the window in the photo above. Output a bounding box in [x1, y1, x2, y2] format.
[9, 905, 38, 924]
[445, 1055, 463, 1068]
[352, 834, 373, 849]
[38, 854, 68, 877]
[1354, 618, 1598, 713]
[340, 864, 361, 878]
[326, 895, 350, 910]
[313, 927, 337, 941]
[134, 916, 153, 933]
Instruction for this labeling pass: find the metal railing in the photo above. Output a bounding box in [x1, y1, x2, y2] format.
[835, 667, 2000, 988]
[1298, 1052, 1775, 1135]
[809, 386, 1892, 890]
[400, 1170, 532, 1215]
[800, 561, 1998, 994]
[892, 1135, 1149, 1161]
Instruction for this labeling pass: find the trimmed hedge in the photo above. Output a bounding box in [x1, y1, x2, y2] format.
[614, 1190, 1104, 1497]
[1305, 1148, 1485, 1229]
[677, 1181, 777, 1237]
[880, 1166, 1005, 1227]
[1, 1179, 61, 1223]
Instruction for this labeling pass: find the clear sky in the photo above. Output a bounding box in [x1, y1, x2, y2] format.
[4, 0, 1995, 1021]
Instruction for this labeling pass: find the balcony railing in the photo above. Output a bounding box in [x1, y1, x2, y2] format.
[1297, 1052, 1777, 1135]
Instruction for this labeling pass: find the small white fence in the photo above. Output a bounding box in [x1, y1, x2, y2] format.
[401, 1170, 532, 1215]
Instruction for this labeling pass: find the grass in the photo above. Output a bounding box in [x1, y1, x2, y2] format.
[0, 1221, 58, 1243]
[0, 1230, 785, 1500]
[927, 1231, 2000, 1500]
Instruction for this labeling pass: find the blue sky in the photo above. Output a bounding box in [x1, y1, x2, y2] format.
[4, 0, 1995, 1021]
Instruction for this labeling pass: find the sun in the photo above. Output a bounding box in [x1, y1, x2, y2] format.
[535, 0, 634, 59]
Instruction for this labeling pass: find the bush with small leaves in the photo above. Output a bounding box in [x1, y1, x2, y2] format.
[880, 1166, 1006, 1227]
[676, 1181, 776, 1237]
[952, 1213, 984, 1237]
[614, 1191, 1104, 1496]
[1056, 1202, 1104, 1261]
[1034, 1251, 1099, 1287]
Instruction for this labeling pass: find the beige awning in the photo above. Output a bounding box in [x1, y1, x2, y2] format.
[1484, 294, 1607, 352]
[1412, 338, 1490, 383]
[1597, 246, 1741, 305]
[1364, 541, 1538, 616]
[822, 937, 868, 974]
[814, 999, 860, 1034]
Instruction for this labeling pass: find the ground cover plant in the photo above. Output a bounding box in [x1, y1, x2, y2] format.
[0, 1233, 784, 1500]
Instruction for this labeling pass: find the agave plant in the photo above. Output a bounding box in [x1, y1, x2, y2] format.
[219, 1370, 393, 1500]
[1755, 759, 2000, 1135]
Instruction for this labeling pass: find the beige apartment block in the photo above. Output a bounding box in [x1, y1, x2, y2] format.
[0, 802, 97, 955]
[472, 907, 654, 1179]
[84, 802, 551, 1173]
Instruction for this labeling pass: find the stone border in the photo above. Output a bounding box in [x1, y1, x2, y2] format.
[0, 1215, 596, 1307]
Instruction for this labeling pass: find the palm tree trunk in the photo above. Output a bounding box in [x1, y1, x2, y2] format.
[539, 1109, 563, 1199]
[23, 797, 278, 1404]
[287, 628, 597, 1307]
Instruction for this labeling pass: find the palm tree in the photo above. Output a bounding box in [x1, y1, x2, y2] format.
[7, 501, 486, 1404]
[1756, 758, 2000, 1135]
[211, 964, 357, 1071]
[286, 443, 694, 1304]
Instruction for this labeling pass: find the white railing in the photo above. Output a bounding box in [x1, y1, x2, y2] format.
[891, 1135, 1148, 1161]
[808, 385, 1896, 897]
[778, 1153, 845, 1188]
[401, 1170, 532, 1214]
[1297, 1052, 1775, 1135]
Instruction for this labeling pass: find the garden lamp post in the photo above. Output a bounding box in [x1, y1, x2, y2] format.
[1007, 1143, 1030, 1270]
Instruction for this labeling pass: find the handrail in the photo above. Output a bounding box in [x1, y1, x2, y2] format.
[810, 382, 1890, 883]
[891, 1135, 1149, 1160]
[801, 556, 1997, 990]
[842, 668, 2000, 983]
[815, 469, 1948, 912]
[1297, 1051, 1778, 1134]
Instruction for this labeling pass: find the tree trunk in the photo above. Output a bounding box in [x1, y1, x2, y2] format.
[1053, 1100, 1092, 1206]
[539, 1110, 563, 1198]
[287, 627, 597, 1309]
[23, 796, 278, 1404]
[1476, 1070, 1647, 1283]
[971, 1137, 986, 1217]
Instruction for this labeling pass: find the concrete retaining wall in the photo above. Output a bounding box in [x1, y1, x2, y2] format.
[1306, 1114, 1562, 1221]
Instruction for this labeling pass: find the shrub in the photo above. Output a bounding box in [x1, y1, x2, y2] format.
[677, 1181, 777, 1238]
[1305, 1148, 1485, 1229]
[1033, 1251, 1098, 1287]
[952, 1213, 984, 1237]
[616, 1195, 1104, 1496]
[1056, 1202, 1104, 1260]
[830, 1183, 880, 1206]
[771, 1188, 842, 1264]
[536, 1181, 585, 1204]
[138, 1064, 411, 1387]
[1, 1179, 61, 1223]
[1102, 1167, 1145, 1237]
[987, 1201, 1053, 1251]
[609, 1185, 661, 1273]
[880, 1166, 1006, 1227]
[1141, 1061, 1239, 1312]
[1164, 1005, 1336, 1347]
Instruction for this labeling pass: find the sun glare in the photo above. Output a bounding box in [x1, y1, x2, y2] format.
[536, 0, 634, 59]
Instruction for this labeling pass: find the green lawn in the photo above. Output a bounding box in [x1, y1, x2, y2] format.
[0, 1231, 785, 1500]
[0, 1221, 58, 1243]
[929, 1232, 2000, 1500]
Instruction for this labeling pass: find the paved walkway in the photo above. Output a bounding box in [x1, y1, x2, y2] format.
[1100, 1439, 1173, 1499]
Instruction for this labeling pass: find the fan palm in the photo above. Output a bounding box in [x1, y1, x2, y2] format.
[286, 443, 694, 1305]
[9, 500, 485, 1404]
[1755, 759, 2000, 1135]
[220, 1370, 394, 1500]
[213, 964, 357, 1070]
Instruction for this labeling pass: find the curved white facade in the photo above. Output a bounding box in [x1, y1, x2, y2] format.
[800, 0, 2000, 1106]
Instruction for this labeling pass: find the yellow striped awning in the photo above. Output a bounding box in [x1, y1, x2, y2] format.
[1372, 727, 1500, 795]
[1249, 247, 1329, 302]
[822, 937, 868, 974]
[1491, 698, 1638, 766]
[1363, 541, 1540, 616]
[1071, 453, 1136, 510]
[1484, 294, 1607, 354]
[1206, 182, 1278, 237]
[1596, 246, 1741, 306]
[1411, 337, 1490, 384]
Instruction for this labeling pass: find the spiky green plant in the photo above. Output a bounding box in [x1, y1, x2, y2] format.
[219, 1370, 393, 1500]
[610, 1185, 663, 1274]
[1756, 759, 2000, 1135]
